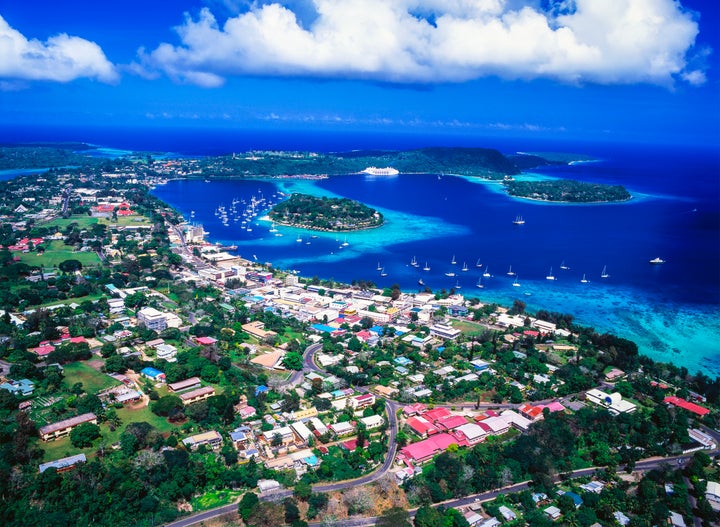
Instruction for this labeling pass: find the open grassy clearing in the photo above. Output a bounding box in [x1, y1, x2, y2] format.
[15, 240, 101, 268]
[61, 362, 121, 394]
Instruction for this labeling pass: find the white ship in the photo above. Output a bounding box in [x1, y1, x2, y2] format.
[361, 166, 400, 176]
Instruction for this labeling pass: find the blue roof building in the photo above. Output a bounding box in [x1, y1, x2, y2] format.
[0, 378, 35, 396]
[255, 385, 269, 397]
[140, 367, 166, 381]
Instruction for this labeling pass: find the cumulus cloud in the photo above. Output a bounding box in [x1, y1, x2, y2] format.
[138, 0, 706, 87]
[0, 15, 117, 83]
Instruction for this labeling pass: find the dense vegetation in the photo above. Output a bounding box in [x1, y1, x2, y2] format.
[504, 179, 631, 202]
[269, 193, 384, 231]
[0, 144, 98, 170]
[199, 147, 521, 179]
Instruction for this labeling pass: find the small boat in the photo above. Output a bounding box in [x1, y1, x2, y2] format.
[296, 236, 302, 243]
[649, 257, 665, 264]
[507, 265, 515, 276]
[423, 262, 431, 271]
[483, 267, 491, 278]
[269, 223, 278, 233]
[475, 258, 482, 268]
[476, 277, 484, 289]
[377, 262, 382, 271]
[380, 268, 387, 277]
[341, 237, 349, 247]
[418, 278, 425, 286]
[451, 254, 457, 265]
[546, 267, 556, 280]
[601, 265, 610, 278]
[513, 215, 525, 225]
[580, 274, 589, 283]
[560, 260, 570, 270]
[512, 276, 521, 287]
[445, 271, 456, 277]
[455, 280, 462, 290]
[462, 262, 469, 272]
[410, 256, 418, 267]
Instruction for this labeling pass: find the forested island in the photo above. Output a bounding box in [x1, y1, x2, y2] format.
[0, 144, 99, 170]
[504, 179, 632, 203]
[269, 193, 384, 231]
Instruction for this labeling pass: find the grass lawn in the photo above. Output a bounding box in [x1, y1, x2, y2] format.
[452, 319, 488, 336]
[191, 490, 243, 511]
[115, 404, 180, 435]
[62, 362, 121, 394]
[39, 293, 105, 308]
[36, 435, 93, 462]
[41, 216, 99, 230]
[16, 240, 101, 268]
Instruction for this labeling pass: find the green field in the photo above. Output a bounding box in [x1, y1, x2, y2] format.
[62, 362, 121, 394]
[41, 216, 99, 230]
[16, 240, 101, 268]
[452, 320, 489, 336]
[190, 490, 243, 511]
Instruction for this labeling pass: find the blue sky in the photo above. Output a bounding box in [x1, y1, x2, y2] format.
[0, 0, 718, 146]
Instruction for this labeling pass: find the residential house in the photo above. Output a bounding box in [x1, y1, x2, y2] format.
[182, 430, 223, 450]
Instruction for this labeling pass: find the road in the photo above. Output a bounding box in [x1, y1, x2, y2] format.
[164, 341, 720, 527]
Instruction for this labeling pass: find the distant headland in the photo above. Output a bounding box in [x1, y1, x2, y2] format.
[269, 193, 384, 231]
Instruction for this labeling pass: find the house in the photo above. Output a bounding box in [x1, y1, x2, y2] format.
[179, 386, 215, 405]
[195, 336, 218, 346]
[309, 417, 328, 435]
[155, 343, 177, 362]
[348, 393, 375, 410]
[706, 481, 720, 511]
[250, 350, 285, 369]
[182, 430, 223, 450]
[0, 378, 35, 396]
[257, 479, 281, 493]
[613, 511, 630, 526]
[262, 426, 295, 446]
[140, 367, 166, 382]
[137, 307, 168, 331]
[359, 415, 384, 430]
[519, 403, 544, 421]
[585, 388, 636, 415]
[329, 421, 355, 437]
[544, 506, 561, 520]
[498, 506, 516, 521]
[38, 453, 87, 473]
[39, 413, 98, 441]
[290, 421, 313, 443]
[563, 491, 583, 508]
[168, 377, 202, 393]
[429, 323, 461, 340]
[669, 511, 687, 527]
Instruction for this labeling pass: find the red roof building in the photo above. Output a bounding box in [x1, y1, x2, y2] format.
[403, 403, 427, 417]
[31, 345, 55, 357]
[341, 439, 358, 452]
[406, 416, 439, 438]
[195, 336, 218, 345]
[663, 396, 710, 416]
[399, 433, 458, 464]
[435, 414, 469, 431]
[422, 407, 452, 423]
[519, 403, 545, 421]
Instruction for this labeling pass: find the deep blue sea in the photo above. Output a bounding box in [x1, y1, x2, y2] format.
[4, 126, 719, 376]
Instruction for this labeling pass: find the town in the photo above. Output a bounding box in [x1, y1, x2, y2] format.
[0, 149, 719, 527]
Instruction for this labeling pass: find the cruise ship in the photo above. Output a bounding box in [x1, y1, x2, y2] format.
[361, 166, 400, 176]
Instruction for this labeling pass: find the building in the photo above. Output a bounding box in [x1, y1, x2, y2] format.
[663, 396, 710, 417]
[348, 393, 375, 410]
[359, 415, 384, 430]
[0, 378, 35, 396]
[137, 307, 168, 331]
[406, 416, 439, 438]
[168, 377, 202, 393]
[330, 421, 355, 437]
[263, 426, 295, 446]
[38, 453, 87, 473]
[429, 323, 461, 340]
[585, 388, 637, 415]
[290, 421, 313, 443]
[706, 481, 720, 511]
[155, 343, 178, 362]
[140, 367, 166, 382]
[182, 430, 223, 450]
[242, 321, 277, 340]
[544, 506, 561, 520]
[179, 386, 216, 405]
[39, 413, 98, 441]
[398, 433, 458, 464]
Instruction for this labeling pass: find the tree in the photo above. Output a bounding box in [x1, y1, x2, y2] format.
[377, 507, 411, 527]
[247, 501, 284, 527]
[70, 422, 101, 448]
[58, 259, 83, 273]
[293, 481, 312, 501]
[151, 395, 183, 417]
[414, 505, 443, 527]
[238, 491, 259, 522]
[282, 351, 303, 370]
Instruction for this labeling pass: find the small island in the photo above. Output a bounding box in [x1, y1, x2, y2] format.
[504, 179, 631, 203]
[269, 193, 384, 231]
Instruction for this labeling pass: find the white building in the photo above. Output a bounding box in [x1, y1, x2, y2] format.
[359, 415, 384, 430]
[137, 307, 168, 331]
[585, 388, 637, 415]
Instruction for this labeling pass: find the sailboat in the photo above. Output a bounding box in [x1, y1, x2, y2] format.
[455, 280, 462, 290]
[269, 223, 278, 233]
[512, 276, 521, 287]
[483, 267, 491, 278]
[560, 260, 570, 270]
[462, 262, 469, 272]
[451, 254, 457, 265]
[507, 265, 515, 276]
[418, 278, 425, 286]
[546, 267, 556, 280]
[476, 258, 482, 268]
[341, 236, 349, 247]
[410, 256, 418, 267]
[380, 268, 387, 277]
[376, 262, 383, 271]
[296, 236, 302, 243]
[601, 265, 610, 278]
[580, 274, 589, 283]
[445, 270, 456, 277]
[476, 276, 484, 288]
[423, 262, 431, 271]
[513, 215, 525, 225]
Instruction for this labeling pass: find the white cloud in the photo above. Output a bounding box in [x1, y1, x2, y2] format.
[0, 15, 117, 83]
[139, 0, 705, 87]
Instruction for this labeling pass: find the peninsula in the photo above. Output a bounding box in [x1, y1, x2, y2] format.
[269, 193, 384, 231]
[504, 178, 632, 203]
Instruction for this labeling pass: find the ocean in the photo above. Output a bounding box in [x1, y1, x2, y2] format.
[4, 126, 720, 376]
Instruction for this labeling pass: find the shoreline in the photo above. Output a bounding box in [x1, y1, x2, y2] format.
[269, 217, 385, 233]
